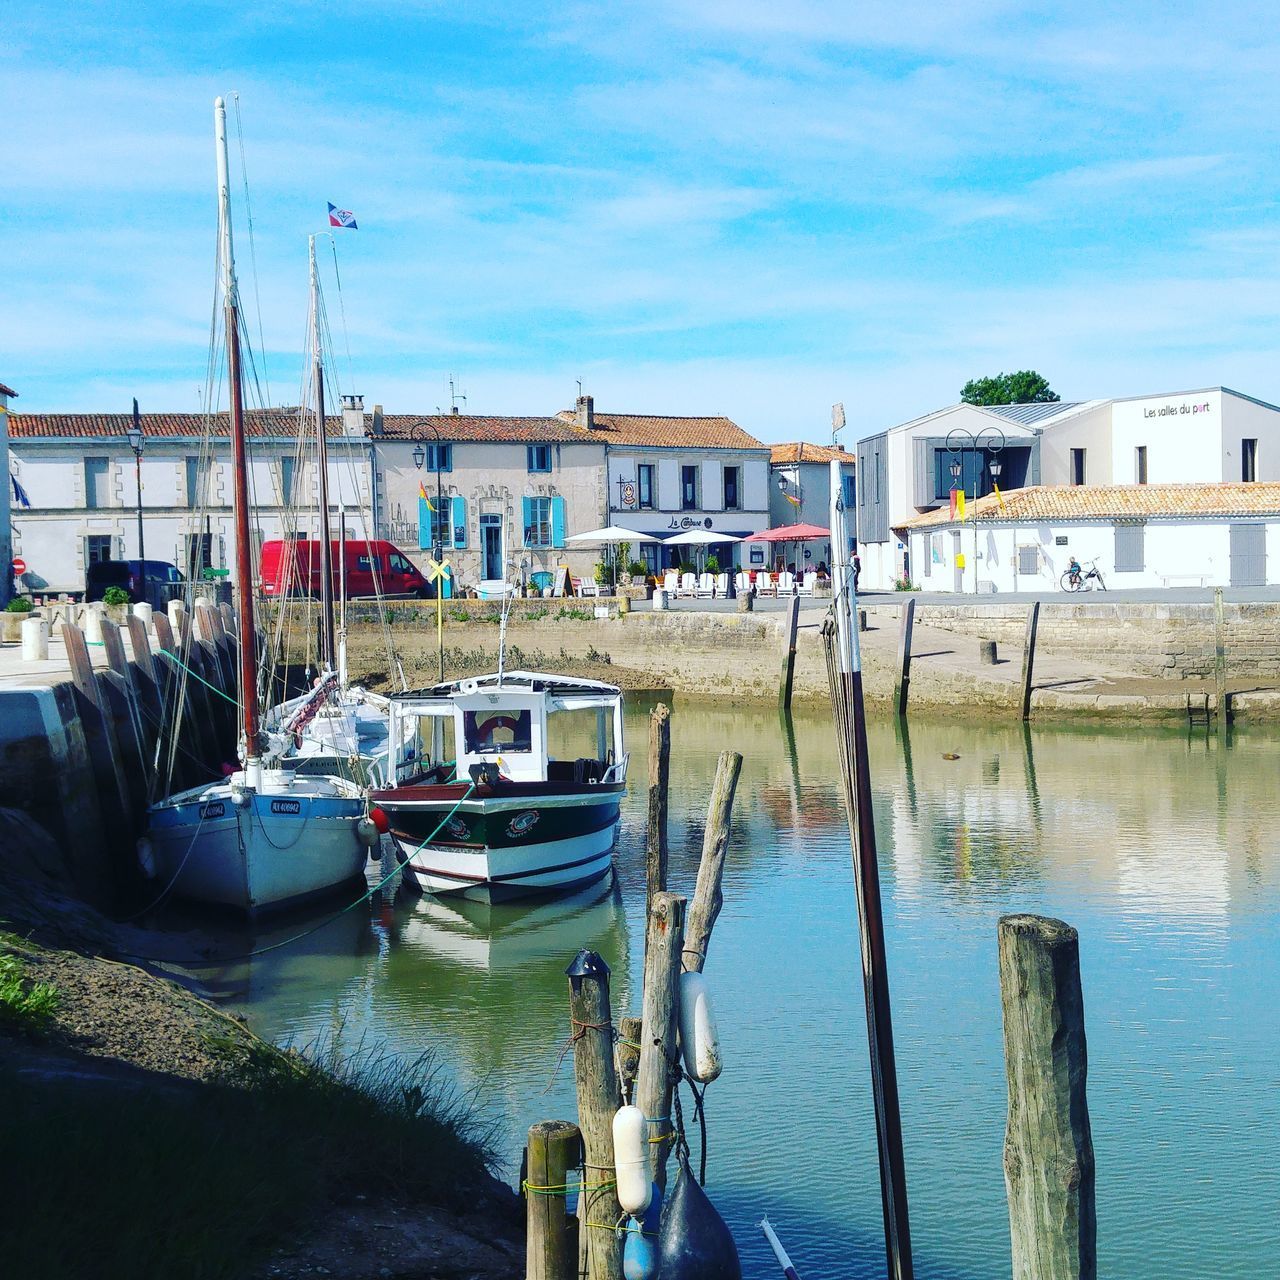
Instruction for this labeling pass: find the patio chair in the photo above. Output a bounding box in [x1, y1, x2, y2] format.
[734, 570, 754, 595]
[576, 578, 599, 598]
[796, 571, 817, 597]
[777, 570, 796, 595]
[695, 572, 716, 598]
[755, 571, 777, 597]
[676, 572, 698, 598]
[714, 572, 729, 597]
[663, 570, 679, 594]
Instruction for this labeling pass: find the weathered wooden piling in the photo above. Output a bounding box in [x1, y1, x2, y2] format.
[565, 950, 623, 1280]
[617, 1014, 643, 1099]
[1213, 587, 1228, 727]
[684, 750, 742, 974]
[1020, 602, 1040, 722]
[525, 1119, 582, 1280]
[646, 703, 672, 912]
[894, 597, 915, 719]
[998, 914, 1096, 1280]
[635, 892, 686, 1190]
[779, 595, 800, 711]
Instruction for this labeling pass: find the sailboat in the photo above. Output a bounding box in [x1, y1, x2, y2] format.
[140, 98, 374, 914]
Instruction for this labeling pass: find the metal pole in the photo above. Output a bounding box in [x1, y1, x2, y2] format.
[435, 447, 445, 683]
[133, 398, 146, 606]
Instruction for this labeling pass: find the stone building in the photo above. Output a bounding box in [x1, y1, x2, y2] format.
[766, 441, 856, 571]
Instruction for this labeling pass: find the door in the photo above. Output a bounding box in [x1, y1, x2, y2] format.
[952, 531, 963, 592]
[480, 514, 503, 580]
[1229, 524, 1266, 587]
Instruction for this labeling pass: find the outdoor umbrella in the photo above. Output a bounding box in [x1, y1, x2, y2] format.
[664, 528, 743, 584]
[747, 521, 831, 572]
[565, 525, 658, 589]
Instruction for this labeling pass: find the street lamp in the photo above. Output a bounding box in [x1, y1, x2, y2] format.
[126, 399, 146, 606]
[412, 422, 448, 682]
[945, 426, 1005, 595]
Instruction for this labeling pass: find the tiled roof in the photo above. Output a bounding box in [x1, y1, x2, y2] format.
[769, 441, 852, 465]
[376, 413, 584, 443]
[901, 483, 1280, 530]
[0, 383, 17, 398]
[553, 409, 765, 450]
[9, 410, 351, 440]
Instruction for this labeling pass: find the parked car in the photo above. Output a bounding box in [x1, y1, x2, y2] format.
[259, 539, 436, 599]
[85, 559, 187, 603]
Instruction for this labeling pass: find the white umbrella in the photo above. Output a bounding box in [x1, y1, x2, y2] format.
[565, 525, 659, 544]
[663, 528, 741, 546]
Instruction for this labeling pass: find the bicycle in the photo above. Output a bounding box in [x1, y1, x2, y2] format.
[1059, 559, 1107, 592]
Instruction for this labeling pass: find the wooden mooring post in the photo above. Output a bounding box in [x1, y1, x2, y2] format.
[779, 595, 801, 712]
[646, 703, 671, 912]
[1213, 587, 1228, 729]
[998, 914, 1096, 1280]
[565, 950, 624, 1280]
[1020, 601, 1040, 722]
[684, 749, 742, 974]
[525, 1119, 581, 1280]
[894, 597, 915, 719]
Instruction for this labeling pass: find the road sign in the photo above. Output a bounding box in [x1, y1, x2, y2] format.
[11, 557, 26, 576]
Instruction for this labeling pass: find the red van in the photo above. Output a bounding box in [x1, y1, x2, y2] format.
[260, 539, 434, 599]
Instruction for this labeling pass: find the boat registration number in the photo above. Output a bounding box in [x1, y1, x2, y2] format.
[201, 802, 226, 819]
[270, 799, 302, 815]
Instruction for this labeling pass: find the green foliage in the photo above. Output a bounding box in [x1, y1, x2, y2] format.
[0, 953, 59, 1032]
[584, 645, 612, 665]
[5, 596, 35, 613]
[678, 560, 696, 576]
[704, 555, 720, 576]
[102, 586, 131, 606]
[960, 370, 1060, 406]
[557, 607, 594, 620]
[615, 541, 631, 568]
[893, 576, 921, 592]
[626, 560, 647, 578]
[593, 560, 609, 585]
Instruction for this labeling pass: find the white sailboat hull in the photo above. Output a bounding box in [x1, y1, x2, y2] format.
[146, 774, 369, 914]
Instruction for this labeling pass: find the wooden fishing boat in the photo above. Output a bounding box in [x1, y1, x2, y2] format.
[370, 671, 628, 902]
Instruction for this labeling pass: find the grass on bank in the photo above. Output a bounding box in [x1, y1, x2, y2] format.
[0, 1037, 497, 1280]
[0, 952, 59, 1032]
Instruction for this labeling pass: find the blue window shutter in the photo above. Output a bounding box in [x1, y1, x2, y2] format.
[521, 497, 533, 546]
[418, 495, 431, 550]
[451, 495, 467, 549]
[551, 496, 565, 548]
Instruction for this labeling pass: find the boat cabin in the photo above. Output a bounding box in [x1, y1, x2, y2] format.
[386, 671, 627, 789]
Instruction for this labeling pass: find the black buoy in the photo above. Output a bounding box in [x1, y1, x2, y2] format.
[655, 1151, 741, 1280]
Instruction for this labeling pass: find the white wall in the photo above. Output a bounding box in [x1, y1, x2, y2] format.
[1038, 403, 1113, 485]
[1111, 390, 1224, 484]
[1222, 393, 1280, 482]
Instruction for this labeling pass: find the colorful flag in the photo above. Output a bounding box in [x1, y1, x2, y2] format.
[993, 482, 1006, 510]
[327, 202, 358, 230]
[949, 488, 958, 520]
[956, 489, 966, 521]
[418, 482, 434, 511]
[783, 490, 802, 507]
[11, 472, 31, 509]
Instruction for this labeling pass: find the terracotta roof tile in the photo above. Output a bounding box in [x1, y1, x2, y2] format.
[900, 483, 1280, 529]
[769, 441, 852, 465]
[376, 414, 585, 443]
[0, 383, 17, 398]
[553, 409, 765, 450]
[8, 409, 350, 440]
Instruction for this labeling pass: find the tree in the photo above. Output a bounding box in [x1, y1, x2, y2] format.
[961, 371, 1060, 406]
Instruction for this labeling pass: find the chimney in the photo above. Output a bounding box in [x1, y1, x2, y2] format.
[451, 405, 460, 415]
[371, 403, 384, 437]
[576, 394, 595, 430]
[341, 393, 365, 437]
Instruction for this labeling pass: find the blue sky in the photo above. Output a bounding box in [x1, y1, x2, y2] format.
[5, 1, 1280, 441]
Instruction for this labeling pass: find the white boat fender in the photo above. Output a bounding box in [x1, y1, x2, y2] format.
[230, 785, 251, 808]
[459, 677, 479, 695]
[136, 837, 156, 879]
[612, 1104, 653, 1214]
[678, 971, 723, 1083]
[355, 816, 380, 847]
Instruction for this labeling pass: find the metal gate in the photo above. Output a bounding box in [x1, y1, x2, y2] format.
[1229, 524, 1266, 587]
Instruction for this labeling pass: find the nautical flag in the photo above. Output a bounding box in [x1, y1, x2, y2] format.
[10, 473, 31, 509]
[327, 203, 358, 230]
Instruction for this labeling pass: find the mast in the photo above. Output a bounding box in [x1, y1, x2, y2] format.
[310, 235, 336, 668]
[215, 96, 262, 782]
[337, 494, 348, 687]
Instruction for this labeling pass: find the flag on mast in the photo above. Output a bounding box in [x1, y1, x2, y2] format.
[327, 203, 358, 229]
[418, 482, 434, 512]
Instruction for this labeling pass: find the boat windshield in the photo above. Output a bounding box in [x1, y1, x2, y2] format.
[463, 709, 533, 755]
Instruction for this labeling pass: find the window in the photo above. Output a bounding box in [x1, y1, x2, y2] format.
[464, 709, 532, 755]
[85, 457, 110, 509]
[525, 496, 553, 547]
[723, 466, 740, 511]
[428, 505, 451, 550]
[637, 464, 655, 509]
[280, 456, 296, 505]
[842, 473, 856, 507]
[1114, 521, 1145, 572]
[1017, 544, 1039, 575]
[185, 456, 203, 508]
[1135, 446, 1148, 485]
[85, 534, 113, 565]
[185, 533, 214, 577]
[1070, 449, 1086, 486]
[420, 444, 452, 473]
[388, 553, 413, 574]
[527, 444, 551, 473]
[1243, 438, 1258, 482]
[874, 452, 882, 502]
[640, 543, 659, 572]
[681, 465, 698, 510]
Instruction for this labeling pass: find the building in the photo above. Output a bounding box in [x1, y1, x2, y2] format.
[902, 483, 1280, 592]
[1, 382, 16, 608]
[767, 442, 856, 571]
[855, 386, 1280, 592]
[8, 400, 372, 595]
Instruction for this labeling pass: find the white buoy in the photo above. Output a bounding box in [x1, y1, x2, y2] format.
[132, 601, 153, 628]
[612, 1104, 653, 1214]
[21, 615, 49, 662]
[678, 971, 723, 1083]
[167, 598, 186, 630]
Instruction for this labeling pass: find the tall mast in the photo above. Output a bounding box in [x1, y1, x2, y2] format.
[310, 234, 336, 668]
[215, 97, 262, 779]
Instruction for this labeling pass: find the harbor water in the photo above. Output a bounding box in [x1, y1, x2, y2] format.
[201, 704, 1280, 1278]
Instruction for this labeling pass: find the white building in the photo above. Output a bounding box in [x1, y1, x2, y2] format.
[902, 483, 1280, 592]
[767, 442, 856, 571]
[1, 381, 15, 608]
[8, 401, 371, 596]
[855, 386, 1280, 592]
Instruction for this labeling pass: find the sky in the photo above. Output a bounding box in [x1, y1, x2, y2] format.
[5, 0, 1280, 443]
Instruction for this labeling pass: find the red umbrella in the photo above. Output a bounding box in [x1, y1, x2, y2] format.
[747, 522, 830, 542]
